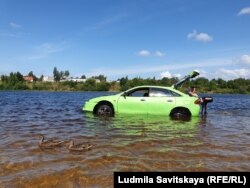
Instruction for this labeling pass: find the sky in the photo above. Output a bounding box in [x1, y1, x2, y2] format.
[0, 0, 250, 80]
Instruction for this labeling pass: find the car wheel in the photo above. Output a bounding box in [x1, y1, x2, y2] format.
[170, 108, 191, 119]
[95, 104, 114, 116]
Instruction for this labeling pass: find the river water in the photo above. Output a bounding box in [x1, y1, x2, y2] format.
[0, 91, 249, 187]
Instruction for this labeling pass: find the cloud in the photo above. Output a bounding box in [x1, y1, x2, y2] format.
[160, 71, 172, 78]
[86, 57, 249, 80]
[1, 22, 22, 37]
[84, 13, 128, 32]
[0, 32, 19, 37]
[87, 58, 233, 78]
[137, 50, 151, 56]
[0, 22, 22, 37]
[187, 30, 213, 42]
[9, 22, 21, 28]
[238, 7, 250, 16]
[215, 68, 250, 79]
[160, 71, 181, 78]
[155, 51, 166, 57]
[24, 41, 69, 60]
[173, 73, 182, 78]
[239, 54, 250, 65]
[137, 50, 165, 57]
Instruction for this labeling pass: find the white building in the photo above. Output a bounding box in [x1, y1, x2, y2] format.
[43, 76, 54, 82]
[62, 78, 87, 82]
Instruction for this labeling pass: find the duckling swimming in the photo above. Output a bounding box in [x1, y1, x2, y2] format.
[68, 140, 93, 151]
[38, 135, 64, 148]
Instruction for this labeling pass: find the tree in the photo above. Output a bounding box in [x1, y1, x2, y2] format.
[119, 76, 128, 87]
[28, 71, 38, 81]
[84, 78, 96, 90]
[227, 80, 238, 89]
[81, 75, 86, 79]
[93, 74, 106, 82]
[60, 71, 64, 79]
[16, 72, 24, 81]
[217, 78, 227, 88]
[209, 79, 217, 91]
[119, 76, 129, 91]
[64, 70, 70, 78]
[53, 67, 71, 81]
[53, 67, 60, 82]
[194, 77, 209, 87]
[28, 71, 34, 77]
[96, 82, 110, 91]
[1, 75, 8, 82]
[39, 75, 44, 81]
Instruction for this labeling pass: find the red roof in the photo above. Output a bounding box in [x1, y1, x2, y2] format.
[23, 76, 34, 82]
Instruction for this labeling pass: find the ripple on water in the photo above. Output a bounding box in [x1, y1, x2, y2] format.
[0, 91, 250, 187]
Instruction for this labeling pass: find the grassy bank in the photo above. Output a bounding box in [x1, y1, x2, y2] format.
[0, 80, 113, 91]
[1, 79, 250, 94]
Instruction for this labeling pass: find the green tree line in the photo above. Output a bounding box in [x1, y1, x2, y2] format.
[1, 71, 250, 94]
[117, 76, 250, 94]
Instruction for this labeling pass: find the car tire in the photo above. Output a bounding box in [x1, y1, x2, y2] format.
[170, 108, 191, 119]
[95, 104, 114, 116]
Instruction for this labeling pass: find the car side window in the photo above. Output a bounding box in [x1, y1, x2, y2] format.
[127, 88, 149, 97]
[170, 90, 181, 97]
[149, 88, 181, 97]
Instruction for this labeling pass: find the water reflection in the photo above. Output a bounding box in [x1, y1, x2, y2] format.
[82, 113, 208, 159]
[86, 113, 202, 136]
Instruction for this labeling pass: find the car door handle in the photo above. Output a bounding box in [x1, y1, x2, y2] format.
[140, 99, 146, 101]
[167, 99, 173, 102]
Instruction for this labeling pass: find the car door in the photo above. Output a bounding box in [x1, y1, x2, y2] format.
[117, 87, 149, 114]
[146, 88, 177, 115]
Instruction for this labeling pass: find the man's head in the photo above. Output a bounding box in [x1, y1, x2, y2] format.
[190, 86, 196, 92]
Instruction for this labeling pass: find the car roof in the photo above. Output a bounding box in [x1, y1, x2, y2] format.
[132, 85, 172, 89]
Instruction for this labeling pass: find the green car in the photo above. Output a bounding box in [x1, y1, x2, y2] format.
[83, 70, 201, 117]
[82, 85, 200, 117]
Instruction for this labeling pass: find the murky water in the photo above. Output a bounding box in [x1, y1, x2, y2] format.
[0, 91, 249, 187]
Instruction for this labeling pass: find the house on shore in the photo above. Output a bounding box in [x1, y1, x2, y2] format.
[23, 76, 34, 82]
[41, 76, 101, 83]
[61, 78, 100, 83]
[43, 76, 54, 82]
[62, 78, 87, 82]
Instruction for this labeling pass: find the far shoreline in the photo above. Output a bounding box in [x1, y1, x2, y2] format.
[1, 76, 250, 95]
[0, 89, 249, 95]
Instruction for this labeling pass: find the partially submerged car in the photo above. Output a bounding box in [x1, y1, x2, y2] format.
[82, 71, 202, 117]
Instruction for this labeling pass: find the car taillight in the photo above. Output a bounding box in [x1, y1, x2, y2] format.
[194, 99, 201, 104]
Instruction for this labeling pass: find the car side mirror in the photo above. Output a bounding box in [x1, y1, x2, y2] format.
[122, 92, 127, 99]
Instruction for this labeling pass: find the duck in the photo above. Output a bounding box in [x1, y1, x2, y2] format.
[38, 135, 64, 148]
[68, 140, 93, 151]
